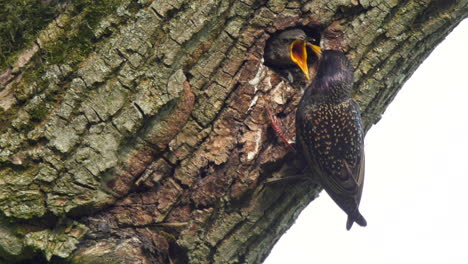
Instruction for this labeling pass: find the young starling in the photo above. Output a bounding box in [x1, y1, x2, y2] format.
[264, 29, 321, 83]
[296, 50, 367, 230]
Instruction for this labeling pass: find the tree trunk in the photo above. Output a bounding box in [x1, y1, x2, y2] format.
[0, 0, 466, 263]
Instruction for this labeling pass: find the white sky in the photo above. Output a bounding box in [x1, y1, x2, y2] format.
[265, 19, 468, 264]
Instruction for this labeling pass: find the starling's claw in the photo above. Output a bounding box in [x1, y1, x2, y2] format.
[265, 106, 296, 152]
[264, 174, 310, 186]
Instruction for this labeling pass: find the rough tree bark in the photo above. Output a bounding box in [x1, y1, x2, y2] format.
[0, 0, 466, 263]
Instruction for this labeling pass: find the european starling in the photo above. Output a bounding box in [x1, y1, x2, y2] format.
[296, 50, 366, 230]
[264, 29, 321, 83]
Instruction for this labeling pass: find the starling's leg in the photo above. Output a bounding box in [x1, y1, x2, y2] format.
[265, 165, 320, 186]
[265, 106, 296, 152]
[264, 174, 308, 185]
[265, 174, 321, 186]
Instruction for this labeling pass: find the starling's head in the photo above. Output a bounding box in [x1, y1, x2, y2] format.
[314, 50, 354, 96]
[264, 29, 321, 80]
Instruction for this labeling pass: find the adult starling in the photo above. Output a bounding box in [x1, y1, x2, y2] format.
[296, 50, 367, 230]
[264, 29, 321, 83]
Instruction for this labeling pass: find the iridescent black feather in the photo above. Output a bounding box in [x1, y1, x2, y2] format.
[296, 50, 366, 230]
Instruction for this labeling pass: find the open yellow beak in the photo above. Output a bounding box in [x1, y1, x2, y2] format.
[289, 41, 322, 80]
[307, 43, 322, 59]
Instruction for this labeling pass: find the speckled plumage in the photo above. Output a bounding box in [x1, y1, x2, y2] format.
[296, 50, 366, 230]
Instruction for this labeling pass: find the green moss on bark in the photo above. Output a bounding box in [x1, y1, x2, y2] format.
[45, 0, 134, 66]
[0, 0, 60, 69]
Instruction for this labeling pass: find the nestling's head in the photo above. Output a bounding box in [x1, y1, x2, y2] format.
[264, 29, 322, 80]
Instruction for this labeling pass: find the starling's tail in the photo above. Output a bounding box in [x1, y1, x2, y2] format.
[346, 211, 367, 230]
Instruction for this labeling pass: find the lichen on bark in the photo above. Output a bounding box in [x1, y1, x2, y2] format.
[0, 0, 467, 263]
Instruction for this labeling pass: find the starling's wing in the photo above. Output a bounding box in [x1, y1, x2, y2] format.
[315, 102, 366, 229]
[322, 102, 365, 197]
[295, 101, 318, 165]
[343, 147, 367, 229]
[324, 147, 363, 197]
[341, 147, 365, 202]
[348, 101, 365, 197]
[298, 101, 365, 207]
[354, 149, 365, 204]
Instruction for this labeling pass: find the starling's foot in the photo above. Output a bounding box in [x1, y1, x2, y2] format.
[265, 106, 296, 152]
[154, 222, 188, 227]
[264, 174, 309, 185]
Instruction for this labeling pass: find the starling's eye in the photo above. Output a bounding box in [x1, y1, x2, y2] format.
[282, 38, 290, 44]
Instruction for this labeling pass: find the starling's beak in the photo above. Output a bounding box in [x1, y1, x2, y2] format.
[290, 40, 310, 80]
[289, 41, 322, 80]
[307, 43, 322, 60]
